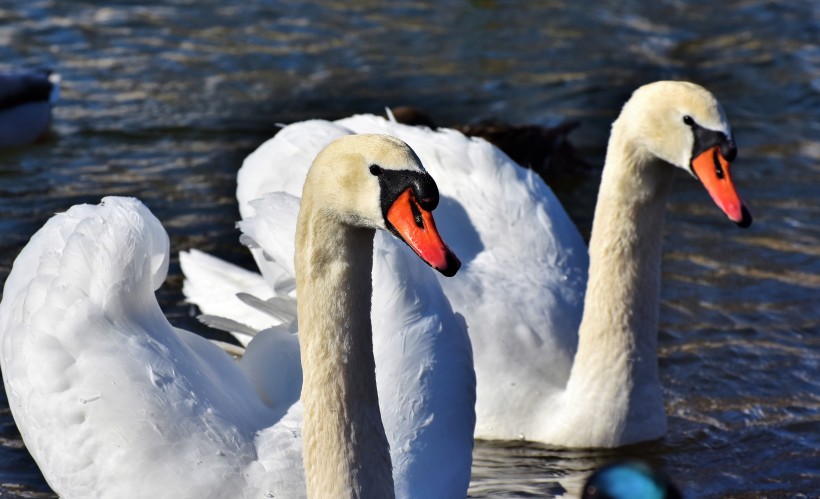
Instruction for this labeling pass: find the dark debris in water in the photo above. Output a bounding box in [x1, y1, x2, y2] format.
[387, 105, 597, 197]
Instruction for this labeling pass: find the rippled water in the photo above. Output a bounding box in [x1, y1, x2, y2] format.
[1, 1, 818, 497]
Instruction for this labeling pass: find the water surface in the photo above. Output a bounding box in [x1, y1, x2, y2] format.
[1, 1, 818, 497]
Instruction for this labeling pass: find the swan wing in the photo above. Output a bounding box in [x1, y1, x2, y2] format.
[372, 232, 475, 498]
[250, 401, 306, 498]
[180, 248, 274, 336]
[0, 197, 302, 498]
[179, 191, 301, 345]
[238, 193, 300, 296]
[236, 120, 350, 217]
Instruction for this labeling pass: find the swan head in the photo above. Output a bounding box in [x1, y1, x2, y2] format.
[617, 81, 752, 228]
[303, 133, 461, 276]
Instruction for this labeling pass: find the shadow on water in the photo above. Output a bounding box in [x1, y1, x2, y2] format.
[469, 439, 678, 498]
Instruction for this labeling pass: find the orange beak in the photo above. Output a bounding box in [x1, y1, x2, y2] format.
[386, 188, 461, 277]
[691, 146, 753, 228]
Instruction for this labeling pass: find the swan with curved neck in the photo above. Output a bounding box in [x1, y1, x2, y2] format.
[371, 81, 752, 446]
[180, 81, 752, 448]
[0, 134, 460, 498]
[544, 81, 751, 445]
[183, 132, 476, 497]
[294, 134, 459, 496]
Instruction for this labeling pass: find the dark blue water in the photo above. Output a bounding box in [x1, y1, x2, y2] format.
[1, 1, 818, 497]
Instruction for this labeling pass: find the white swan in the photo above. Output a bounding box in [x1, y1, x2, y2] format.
[0, 134, 469, 498]
[183, 124, 476, 497]
[0, 68, 60, 148]
[184, 81, 752, 449]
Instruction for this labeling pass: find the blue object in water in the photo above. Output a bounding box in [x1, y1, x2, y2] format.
[582, 460, 682, 499]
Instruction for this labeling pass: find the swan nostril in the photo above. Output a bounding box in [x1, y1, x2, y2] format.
[410, 200, 424, 229]
[712, 148, 725, 180]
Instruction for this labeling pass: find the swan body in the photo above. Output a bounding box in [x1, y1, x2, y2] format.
[0, 134, 466, 498]
[0, 68, 59, 148]
[184, 81, 751, 449]
[1, 197, 286, 498]
[184, 123, 476, 496]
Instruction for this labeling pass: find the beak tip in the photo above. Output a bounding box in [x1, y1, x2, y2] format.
[436, 251, 461, 277]
[735, 205, 753, 228]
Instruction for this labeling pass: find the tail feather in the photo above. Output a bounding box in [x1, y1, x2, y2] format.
[180, 249, 275, 338]
[197, 315, 258, 338]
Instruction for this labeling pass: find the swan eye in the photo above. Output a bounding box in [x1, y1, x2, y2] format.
[369, 164, 383, 176]
[683, 115, 694, 126]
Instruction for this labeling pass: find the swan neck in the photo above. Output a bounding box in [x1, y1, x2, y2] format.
[296, 208, 395, 499]
[569, 126, 673, 422]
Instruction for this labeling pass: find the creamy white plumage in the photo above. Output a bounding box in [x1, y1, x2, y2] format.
[185, 81, 751, 449]
[0, 134, 472, 498]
